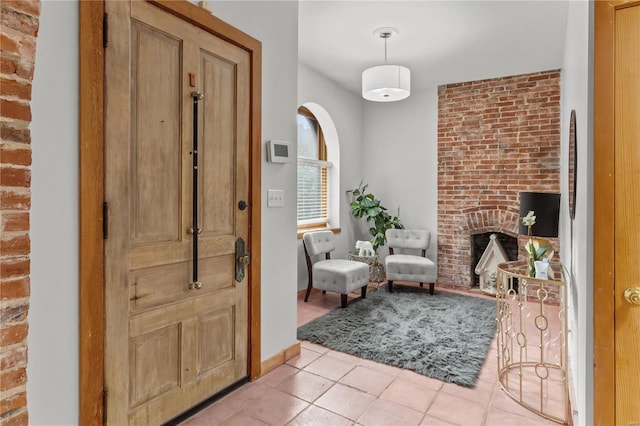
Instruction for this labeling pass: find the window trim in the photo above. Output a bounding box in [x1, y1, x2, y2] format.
[296, 102, 341, 234]
[297, 227, 342, 239]
[297, 107, 330, 229]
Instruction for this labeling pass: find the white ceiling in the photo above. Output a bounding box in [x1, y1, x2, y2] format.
[298, 1, 570, 95]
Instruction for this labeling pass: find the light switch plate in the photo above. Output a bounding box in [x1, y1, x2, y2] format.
[267, 189, 284, 207]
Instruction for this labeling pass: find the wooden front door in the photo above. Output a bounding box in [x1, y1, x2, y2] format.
[595, 2, 640, 425]
[614, 4, 640, 424]
[104, 1, 251, 423]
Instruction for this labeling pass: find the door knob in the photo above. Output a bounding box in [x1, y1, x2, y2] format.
[624, 287, 640, 305]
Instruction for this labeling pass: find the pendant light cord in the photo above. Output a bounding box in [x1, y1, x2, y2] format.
[384, 36, 388, 63]
[380, 32, 392, 63]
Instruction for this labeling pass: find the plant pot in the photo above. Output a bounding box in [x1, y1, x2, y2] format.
[368, 263, 385, 283]
[346, 250, 385, 283]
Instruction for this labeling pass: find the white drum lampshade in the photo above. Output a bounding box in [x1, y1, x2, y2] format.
[362, 64, 411, 102]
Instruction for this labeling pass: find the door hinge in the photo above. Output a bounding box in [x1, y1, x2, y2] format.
[102, 388, 108, 425]
[103, 202, 109, 239]
[103, 13, 109, 48]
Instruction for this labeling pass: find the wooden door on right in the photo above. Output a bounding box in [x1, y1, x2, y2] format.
[614, 4, 640, 425]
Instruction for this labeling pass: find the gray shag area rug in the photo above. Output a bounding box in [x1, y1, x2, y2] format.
[297, 285, 496, 387]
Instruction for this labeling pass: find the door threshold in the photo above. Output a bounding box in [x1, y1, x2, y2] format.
[162, 377, 249, 426]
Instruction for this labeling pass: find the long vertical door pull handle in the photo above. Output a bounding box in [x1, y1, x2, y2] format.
[189, 91, 204, 290]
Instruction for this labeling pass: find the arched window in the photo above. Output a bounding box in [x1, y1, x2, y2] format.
[297, 104, 339, 233]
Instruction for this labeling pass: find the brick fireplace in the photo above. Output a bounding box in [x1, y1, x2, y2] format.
[437, 70, 561, 289]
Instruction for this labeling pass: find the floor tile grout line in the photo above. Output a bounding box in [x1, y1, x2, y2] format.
[290, 368, 339, 405]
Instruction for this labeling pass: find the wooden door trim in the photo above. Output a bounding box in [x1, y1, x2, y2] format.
[79, 1, 105, 424]
[148, 0, 261, 53]
[79, 1, 262, 423]
[593, 1, 640, 424]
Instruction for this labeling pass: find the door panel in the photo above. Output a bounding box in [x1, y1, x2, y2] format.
[129, 324, 181, 406]
[130, 21, 183, 245]
[198, 309, 234, 372]
[129, 256, 235, 311]
[105, 1, 250, 423]
[200, 51, 236, 236]
[614, 4, 640, 424]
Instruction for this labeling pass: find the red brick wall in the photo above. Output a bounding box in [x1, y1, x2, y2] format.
[437, 70, 561, 288]
[1, 1, 40, 424]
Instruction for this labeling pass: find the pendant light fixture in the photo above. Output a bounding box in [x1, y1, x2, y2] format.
[362, 27, 411, 102]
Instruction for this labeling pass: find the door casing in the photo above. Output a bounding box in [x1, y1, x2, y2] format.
[78, 1, 262, 423]
[594, 1, 640, 425]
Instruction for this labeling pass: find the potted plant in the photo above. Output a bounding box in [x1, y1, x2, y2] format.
[520, 210, 554, 278]
[347, 182, 404, 282]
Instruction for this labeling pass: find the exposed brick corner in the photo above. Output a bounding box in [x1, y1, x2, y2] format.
[1, 0, 41, 422]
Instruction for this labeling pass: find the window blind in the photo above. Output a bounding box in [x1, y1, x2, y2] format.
[297, 158, 332, 225]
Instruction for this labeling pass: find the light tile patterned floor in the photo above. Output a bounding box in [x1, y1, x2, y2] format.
[182, 284, 561, 426]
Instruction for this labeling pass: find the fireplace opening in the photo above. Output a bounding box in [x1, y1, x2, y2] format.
[471, 232, 518, 288]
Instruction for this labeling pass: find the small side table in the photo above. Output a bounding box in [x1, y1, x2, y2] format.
[346, 250, 384, 285]
[496, 261, 569, 424]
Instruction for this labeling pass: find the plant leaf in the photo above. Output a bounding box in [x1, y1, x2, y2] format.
[536, 247, 548, 258]
[347, 181, 403, 250]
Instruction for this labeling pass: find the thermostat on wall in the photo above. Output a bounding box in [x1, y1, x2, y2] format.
[267, 140, 291, 163]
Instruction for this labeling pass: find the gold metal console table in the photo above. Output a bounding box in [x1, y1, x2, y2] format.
[496, 261, 569, 424]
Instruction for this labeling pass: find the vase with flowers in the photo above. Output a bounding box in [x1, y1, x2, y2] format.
[520, 210, 554, 278]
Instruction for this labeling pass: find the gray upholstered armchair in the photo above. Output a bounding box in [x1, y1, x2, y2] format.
[302, 231, 370, 308]
[384, 229, 437, 294]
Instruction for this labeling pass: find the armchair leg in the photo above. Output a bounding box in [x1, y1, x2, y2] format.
[340, 294, 348, 308]
[388, 280, 394, 293]
[361, 285, 367, 299]
[304, 279, 313, 302]
[429, 283, 435, 295]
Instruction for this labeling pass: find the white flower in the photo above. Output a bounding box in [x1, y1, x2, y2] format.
[521, 210, 536, 227]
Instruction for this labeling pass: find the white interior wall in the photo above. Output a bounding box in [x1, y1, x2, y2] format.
[559, 1, 593, 425]
[210, 1, 299, 360]
[28, 1, 79, 424]
[296, 64, 365, 290]
[362, 88, 439, 265]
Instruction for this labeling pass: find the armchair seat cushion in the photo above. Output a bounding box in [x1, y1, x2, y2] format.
[313, 259, 369, 294]
[385, 254, 437, 283]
